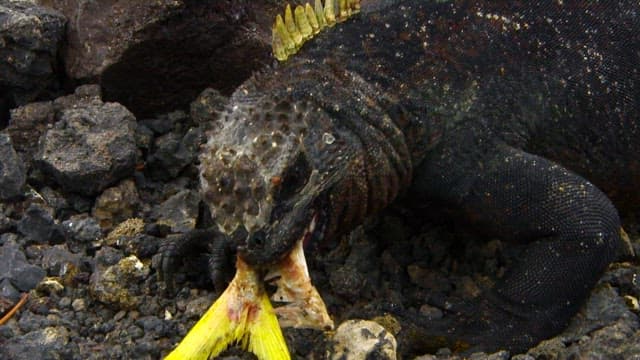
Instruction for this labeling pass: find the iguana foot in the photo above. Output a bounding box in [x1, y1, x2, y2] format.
[155, 227, 234, 293]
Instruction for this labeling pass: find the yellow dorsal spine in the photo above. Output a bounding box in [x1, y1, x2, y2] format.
[271, 0, 361, 61]
[284, 4, 303, 47]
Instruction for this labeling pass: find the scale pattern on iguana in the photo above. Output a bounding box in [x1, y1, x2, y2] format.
[162, 0, 639, 355]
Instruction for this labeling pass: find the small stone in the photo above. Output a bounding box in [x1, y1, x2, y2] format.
[58, 297, 72, 308]
[0, 278, 21, 303]
[0, 211, 14, 234]
[94, 246, 124, 267]
[135, 123, 155, 150]
[105, 218, 145, 247]
[140, 117, 175, 136]
[407, 264, 451, 293]
[89, 253, 149, 309]
[329, 264, 366, 298]
[623, 295, 639, 312]
[62, 215, 102, 243]
[413, 355, 439, 360]
[152, 190, 200, 233]
[71, 298, 86, 311]
[145, 130, 197, 181]
[114, 310, 127, 321]
[41, 245, 82, 281]
[0, 133, 26, 200]
[511, 355, 535, 360]
[0, 326, 70, 360]
[486, 350, 510, 360]
[419, 304, 444, 320]
[329, 319, 397, 360]
[36, 187, 70, 217]
[0, 239, 46, 293]
[92, 179, 140, 230]
[135, 316, 165, 333]
[184, 295, 214, 319]
[16, 204, 61, 245]
[372, 314, 402, 335]
[36, 277, 64, 296]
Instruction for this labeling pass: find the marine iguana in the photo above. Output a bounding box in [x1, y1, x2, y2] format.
[160, 0, 639, 355]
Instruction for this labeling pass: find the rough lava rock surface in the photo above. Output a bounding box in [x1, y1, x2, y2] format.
[0, 0, 65, 107]
[0, 133, 25, 200]
[35, 0, 279, 117]
[34, 86, 137, 196]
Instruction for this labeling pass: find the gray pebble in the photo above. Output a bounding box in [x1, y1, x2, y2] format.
[0, 133, 26, 200]
[0, 239, 45, 292]
[71, 298, 86, 311]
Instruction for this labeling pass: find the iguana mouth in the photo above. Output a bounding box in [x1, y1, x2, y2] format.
[264, 213, 334, 330]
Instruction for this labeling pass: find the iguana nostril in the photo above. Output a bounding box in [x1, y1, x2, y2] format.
[249, 230, 266, 248]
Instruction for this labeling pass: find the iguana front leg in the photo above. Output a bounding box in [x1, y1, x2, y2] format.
[405, 130, 622, 354]
[155, 227, 235, 293]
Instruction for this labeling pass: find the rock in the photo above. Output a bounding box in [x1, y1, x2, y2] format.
[0, 239, 46, 295]
[576, 319, 640, 358]
[329, 264, 367, 298]
[41, 244, 82, 281]
[468, 351, 511, 360]
[92, 179, 140, 230]
[135, 316, 167, 334]
[61, 214, 102, 243]
[34, 94, 138, 195]
[35, 277, 64, 296]
[71, 298, 86, 311]
[36, 186, 70, 217]
[6, 100, 56, 159]
[183, 294, 214, 319]
[419, 304, 444, 320]
[140, 113, 178, 136]
[37, 0, 277, 117]
[0, 1, 66, 107]
[16, 203, 61, 245]
[6, 85, 102, 168]
[0, 277, 21, 302]
[90, 252, 149, 309]
[563, 283, 637, 340]
[0, 132, 26, 200]
[135, 122, 154, 152]
[0, 210, 14, 234]
[0, 326, 71, 360]
[328, 319, 397, 360]
[152, 190, 200, 233]
[93, 246, 124, 267]
[146, 132, 197, 181]
[104, 217, 145, 247]
[190, 87, 228, 126]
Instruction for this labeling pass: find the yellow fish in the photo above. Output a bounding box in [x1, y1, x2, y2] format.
[164, 257, 290, 360]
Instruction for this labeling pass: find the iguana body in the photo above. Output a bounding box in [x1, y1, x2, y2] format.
[164, 0, 639, 354]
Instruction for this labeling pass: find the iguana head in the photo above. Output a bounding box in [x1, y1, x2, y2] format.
[199, 95, 345, 266]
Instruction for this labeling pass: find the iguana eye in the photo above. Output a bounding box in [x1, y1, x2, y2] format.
[275, 153, 311, 201]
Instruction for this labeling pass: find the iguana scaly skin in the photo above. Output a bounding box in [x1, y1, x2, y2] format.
[165, 0, 639, 354]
